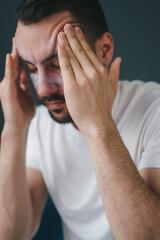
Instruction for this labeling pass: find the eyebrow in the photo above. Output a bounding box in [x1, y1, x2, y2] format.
[19, 49, 58, 66]
[41, 50, 58, 64]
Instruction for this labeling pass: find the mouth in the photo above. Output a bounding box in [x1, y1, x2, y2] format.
[45, 100, 65, 111]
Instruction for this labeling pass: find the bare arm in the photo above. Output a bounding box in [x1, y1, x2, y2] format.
[0, 131, 48, 239]
[86, 124, 160, 240]
[0, 39, 47, 239]
[0, 129, 31, 239]
[26, 167, 48, 238]
[57, 24, 160, 239]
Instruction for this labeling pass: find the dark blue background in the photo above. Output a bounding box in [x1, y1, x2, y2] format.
[0, 0, 160, 239]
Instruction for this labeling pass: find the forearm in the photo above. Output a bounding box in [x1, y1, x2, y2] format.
[0, 126, 33, 240]
[86, 120, 160, 240]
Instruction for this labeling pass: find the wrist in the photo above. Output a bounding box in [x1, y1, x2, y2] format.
[1, 126, 29, 156]
[2, 123, 29, 138]
[85, 117, 117, 142]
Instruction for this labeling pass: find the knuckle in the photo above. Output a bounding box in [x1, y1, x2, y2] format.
[66, 50, 74, 61]
[90, 69, 98, 80]
[62, 63, 70, 71]
[86, 47, 92, 55]
[100, 66, 107, 76]
[75, 47, 85, 56]
[65, 81, 77, 91]
[70, 33, 76, 40]
[79, 77, 88, 87]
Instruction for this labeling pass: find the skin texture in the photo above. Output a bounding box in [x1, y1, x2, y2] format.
[16, 12, 78, 123]
[1, 10, 160, 240]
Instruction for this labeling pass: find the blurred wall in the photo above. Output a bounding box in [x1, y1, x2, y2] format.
[100, 0, 160, 82]
[0, 0, 160, 239]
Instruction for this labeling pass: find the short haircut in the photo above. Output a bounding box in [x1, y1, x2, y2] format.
[16, 0, 109, 48]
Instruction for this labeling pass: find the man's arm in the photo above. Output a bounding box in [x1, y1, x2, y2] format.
[0, 132, 48, 239]
[0, 39, 48, 239]
[140, 168, 160, 197]
[57, 24, 160, 239]
[86, 124, 160, 240]
[26, 167, 48, 238]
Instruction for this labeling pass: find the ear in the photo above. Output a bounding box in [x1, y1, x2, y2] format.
[95, 32, 114, 67]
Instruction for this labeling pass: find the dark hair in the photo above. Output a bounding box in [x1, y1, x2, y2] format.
[16, 0, 109, 48]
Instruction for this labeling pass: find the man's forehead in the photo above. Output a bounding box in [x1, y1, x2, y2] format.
[16, 11, 74, 43]
[15, 11, 77, 63]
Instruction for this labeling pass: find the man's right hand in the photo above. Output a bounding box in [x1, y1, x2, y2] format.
[0, 38, 35, 132]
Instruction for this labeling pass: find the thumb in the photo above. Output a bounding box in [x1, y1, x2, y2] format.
[108, 57, 122, 94]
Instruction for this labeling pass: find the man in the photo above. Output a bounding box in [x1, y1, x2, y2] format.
[0, 0, 160, 239]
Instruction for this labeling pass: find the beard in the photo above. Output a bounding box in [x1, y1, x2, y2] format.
[40, 93, 73, 124]
[48, 109, 73, 124]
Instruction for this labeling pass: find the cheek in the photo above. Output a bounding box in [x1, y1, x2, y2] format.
[30, 73, 39, 89]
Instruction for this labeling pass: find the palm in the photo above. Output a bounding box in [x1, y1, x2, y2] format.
[17, 86, 35, 122]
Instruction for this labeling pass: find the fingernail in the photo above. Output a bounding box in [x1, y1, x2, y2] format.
[74, 27, 81, 33]
[64, 23, 73, 32]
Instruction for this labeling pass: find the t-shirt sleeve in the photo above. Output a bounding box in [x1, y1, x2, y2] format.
[25, 115, 41, 170]
[138, 101, 160, 171]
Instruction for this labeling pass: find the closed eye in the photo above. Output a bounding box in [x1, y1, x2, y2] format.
[50, 63, 60, 69]
[23, 61, 37, 73]
[27, 66, 38, 73]
[49, 56, 60, 69]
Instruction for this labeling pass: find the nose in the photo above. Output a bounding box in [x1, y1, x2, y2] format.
[36, 72, 59, 97]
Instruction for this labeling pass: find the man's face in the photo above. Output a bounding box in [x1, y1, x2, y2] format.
[16, 11, 78, 124]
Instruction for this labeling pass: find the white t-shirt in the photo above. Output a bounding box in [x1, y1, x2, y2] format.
[26, 80, 160, 240]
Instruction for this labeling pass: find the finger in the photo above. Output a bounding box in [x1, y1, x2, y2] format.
[58, 33, 76, 88]
[11, 38, 22, 73]
[108, 57, 122, 94]
[74, 26, 104, 71]
[5, 53, 20, 88]
[58, 32, 87, 87]
[5, 54, 14, 81]
[64, 24, 95, 78]
[11, 38, 18, 59]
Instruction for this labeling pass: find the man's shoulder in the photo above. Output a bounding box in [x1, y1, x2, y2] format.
[118, 80, 160, 104]
[119, 80, 160, 95]
[113, 80, 160, 124]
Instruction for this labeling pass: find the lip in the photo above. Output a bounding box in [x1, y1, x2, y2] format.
[46, 101, 65, 110]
